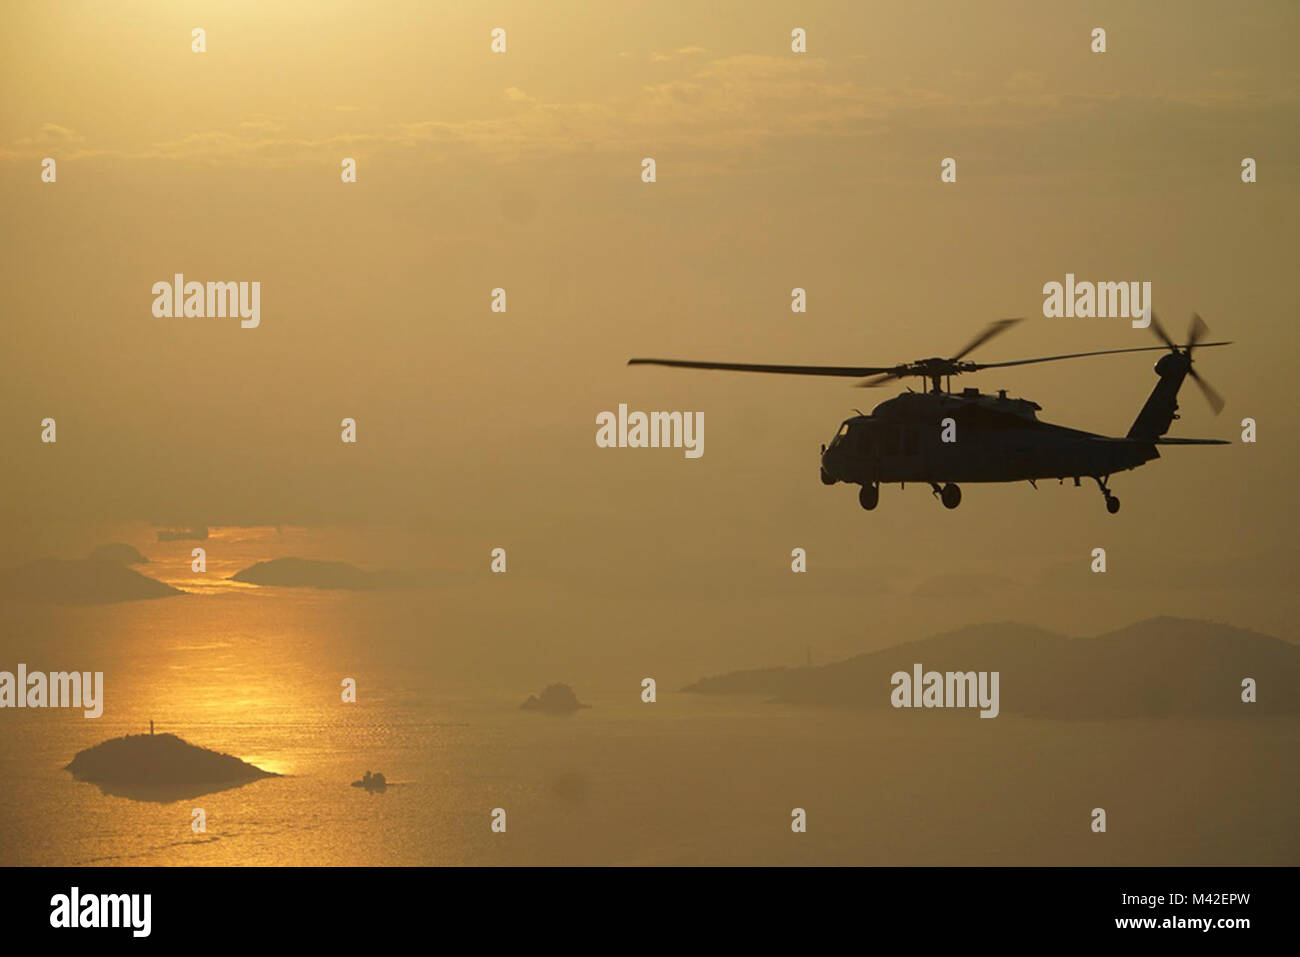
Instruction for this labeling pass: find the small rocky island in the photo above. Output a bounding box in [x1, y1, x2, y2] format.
[519, 683, 589, 715]
[66, 731, 279, 803]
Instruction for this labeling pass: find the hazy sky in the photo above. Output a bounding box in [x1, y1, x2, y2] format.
[2, 1, 1298, 670]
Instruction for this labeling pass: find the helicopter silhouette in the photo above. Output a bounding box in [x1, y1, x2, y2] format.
[629, 314, 1229, 514]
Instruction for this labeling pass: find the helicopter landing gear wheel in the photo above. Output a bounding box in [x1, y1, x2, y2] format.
[1092, 475, 1119, 514]
[940, 483, 961, 509]
[858, 484, 879, 511]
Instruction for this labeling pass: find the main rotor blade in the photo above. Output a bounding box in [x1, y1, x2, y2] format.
[949, 318, 1024, 362]
[1187, 312, 1209, 352]
[1189, 368, 1226, 414]
[855, 372, 903, 388]
[627, 358, 897, 377]
[971, 341, 1232, 370]
[1149, 311, 1178, 351]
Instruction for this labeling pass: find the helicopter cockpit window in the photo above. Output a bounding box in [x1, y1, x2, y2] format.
[837, 424, 851, 437]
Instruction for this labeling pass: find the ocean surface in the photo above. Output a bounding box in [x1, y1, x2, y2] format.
[1, 528, 1295, 866]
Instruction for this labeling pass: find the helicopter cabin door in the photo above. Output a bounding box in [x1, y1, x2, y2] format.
[900, 422, 921, 478]
[879, 423, 919, 479]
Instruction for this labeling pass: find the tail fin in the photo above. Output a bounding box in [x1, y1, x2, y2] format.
[1127, 353, 1193, 440]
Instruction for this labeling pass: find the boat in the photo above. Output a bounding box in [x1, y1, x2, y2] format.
[351, 770, 387, 793]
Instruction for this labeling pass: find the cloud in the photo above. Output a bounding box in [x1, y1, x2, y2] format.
[14, 123, 84, 146]
[649, 45, 706, 63]
[2, 54, 1295, 175]
[1005, 70, 1045, 93]
[238, 117, 283, 132]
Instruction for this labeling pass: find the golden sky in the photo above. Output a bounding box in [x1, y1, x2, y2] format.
[2, 0, 1298, 658]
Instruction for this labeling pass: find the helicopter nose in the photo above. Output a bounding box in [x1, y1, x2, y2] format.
[820, 444, 840, 484]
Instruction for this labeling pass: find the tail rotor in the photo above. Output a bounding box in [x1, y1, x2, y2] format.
[1148, 312, 1226, 414]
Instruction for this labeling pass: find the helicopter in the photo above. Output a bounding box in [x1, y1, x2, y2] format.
[628, 314, 1229, 514]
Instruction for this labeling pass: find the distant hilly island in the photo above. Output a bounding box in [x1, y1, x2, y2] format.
[0, 552, 415, 603]
[87, 542, 150, 564]
[684, 617, 1300, 718]
[229, 557, 412, 590]
[0, 556, 181, 604]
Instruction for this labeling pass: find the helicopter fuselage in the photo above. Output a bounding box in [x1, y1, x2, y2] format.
[630, 313, 1228, 513]
[819, 388, 1156, 486]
